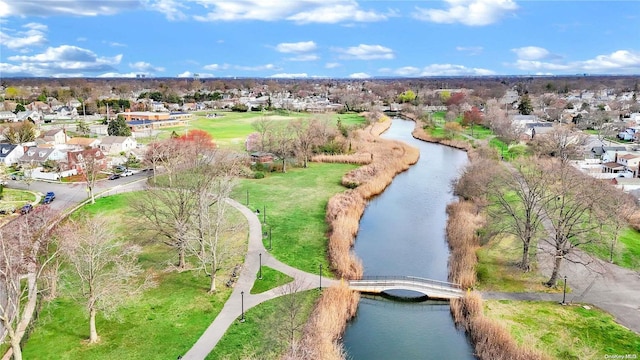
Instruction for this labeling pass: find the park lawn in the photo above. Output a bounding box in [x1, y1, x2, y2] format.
[484, 300, 640, 359]
[232, 162, 358, 277]
[475, 234, 557, 293]
[207, 289, 320, 360]
[1, 188, 37, 202]
[251, 267, 294, 294]
[582, 227, 640, 271]
[22, 192, 248, 359]
[334, 112, 367, 126]
[162, 111, 310, 150]
[465, 124, 494, 139]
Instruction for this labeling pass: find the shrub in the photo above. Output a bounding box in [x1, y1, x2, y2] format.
[253, 171, 265, 179]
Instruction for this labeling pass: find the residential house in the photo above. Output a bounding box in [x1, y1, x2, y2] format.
[601, 151, 640, 177]
[0, 143, 24, 165]
[66, 137, 101, 149]
[250, 152, 274, 163]
[15, 110, 42, 123]
[611, 177, 640, 192]
[99, 136, 137, 154]
[0, 111, 17, 122]
[66, 148, 107, 174]
[19, 146, 66, 166]
[616, 153, 640, 177]
[40, 128, 70, 145]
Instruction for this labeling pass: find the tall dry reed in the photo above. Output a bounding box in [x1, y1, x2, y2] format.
[283, 283, 360, 360]
[446, 201, 484, 289]
[451, 293, 550, 360]
[324, 118, 419, 279]
[311, 153, 373, 165]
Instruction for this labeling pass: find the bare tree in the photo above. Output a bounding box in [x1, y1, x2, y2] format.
[0, 208, 58, 360]
[73, 148, 106, 204]
[530, 124, 586, 163]
[540, 159, 606, 286]
[251, 116, 274, 152]
[265, 280, 310, 355]
[267, 123, 295, 172]
[132, 182, 197, 270]
[59, 216, 153, 343]
[593, 184, 637, 263]
[490, 159, 554, 271]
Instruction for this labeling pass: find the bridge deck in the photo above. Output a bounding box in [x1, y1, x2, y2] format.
[348, 276, 464, 300]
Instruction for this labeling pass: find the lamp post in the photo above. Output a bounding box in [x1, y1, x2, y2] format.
[246, 189, 249, 206]
[259, 253, 262, 280]
[240, 291, 245, 322]
[263, 205, 266, 224]
[561, 276, 567, 305]
[319, 264, 322, 290]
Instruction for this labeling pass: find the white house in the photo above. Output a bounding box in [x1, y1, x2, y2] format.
[0, 144, 24, 165]
[99, 136, 137, 154]
[0, 111, 17, 122]
[40, 128, 70, 145]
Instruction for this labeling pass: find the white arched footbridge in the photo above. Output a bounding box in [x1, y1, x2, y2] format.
[348, 276, 464, 300]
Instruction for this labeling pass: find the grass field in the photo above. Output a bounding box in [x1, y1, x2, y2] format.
[475, 234, 559, 293]
[22, 192, 248, 359]
[484, 300, 640, 360]
[232, 162, 358, 277]
[582, 227, 640, 270]
[151, 111, 366, 150]
[207, 290, 320, 360]
[250, 266, 294, 294]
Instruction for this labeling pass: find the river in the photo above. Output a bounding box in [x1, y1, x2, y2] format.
[342, 118, 476, 359]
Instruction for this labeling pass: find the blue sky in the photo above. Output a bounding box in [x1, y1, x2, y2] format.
[0, 0, 639, 79]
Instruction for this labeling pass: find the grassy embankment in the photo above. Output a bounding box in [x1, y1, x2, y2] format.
[22, 192, 248, 360]
[445, 149, 640, 359]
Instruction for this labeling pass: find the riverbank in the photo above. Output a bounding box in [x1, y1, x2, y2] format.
[291, 116, 420, 359]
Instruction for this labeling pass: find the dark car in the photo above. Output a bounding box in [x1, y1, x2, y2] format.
[108, 173, 121, 180]
[42, 191, 55, 204]
[21, 204, 33, 214]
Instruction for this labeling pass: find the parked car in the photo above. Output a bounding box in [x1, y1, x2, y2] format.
[121, 170, 134, 177]
[21, 204, 33, 214]
[42, 191, 55, 204]
[108, 173, 121, 180]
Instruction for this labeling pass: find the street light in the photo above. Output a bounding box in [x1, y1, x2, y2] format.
[263, 205, 266, 224]
[259, 253, 262, 280]
[319, 264, 322, 290]
[246, 189, 249, 206]
[561, 276, 568, 305]
[240, 291, 245, 322]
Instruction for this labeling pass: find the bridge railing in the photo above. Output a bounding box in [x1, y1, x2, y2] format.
[353, 276, 462, 290]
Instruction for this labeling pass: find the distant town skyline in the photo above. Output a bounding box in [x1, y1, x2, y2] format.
[1, 0, 639, 79]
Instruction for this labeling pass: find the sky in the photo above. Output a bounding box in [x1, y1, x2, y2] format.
[0, 0, 639, 79]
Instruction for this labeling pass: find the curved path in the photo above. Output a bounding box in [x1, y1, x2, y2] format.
[182, 198, 337, 360]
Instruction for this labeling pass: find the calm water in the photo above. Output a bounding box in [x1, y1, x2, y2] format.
[342, 118, 476, 360]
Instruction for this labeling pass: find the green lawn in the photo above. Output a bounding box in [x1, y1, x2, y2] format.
[582, 227, 640, 270]
[485, 300, 640, 360]
[232, 162, 358, 277]
[207, 290, 320, 360]
[250, 266, 294, 294]
[22, 192, 247, 359]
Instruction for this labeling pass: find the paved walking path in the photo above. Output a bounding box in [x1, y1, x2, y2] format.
[483, 161, 640, 334]
[182, 198, 337, 360]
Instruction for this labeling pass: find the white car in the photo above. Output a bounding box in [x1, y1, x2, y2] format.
[122, 170, 134, 177]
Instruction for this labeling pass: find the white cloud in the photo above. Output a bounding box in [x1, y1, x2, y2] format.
[97, 72, 139, 78]
[4, 45, 122, 76]
[203, 63, 230, 71]
[275, 41, 316, 53]
[337, 44, 394, 60]
[325, 62, 341, 69]
[176, 71, 215, 78]
[234, 63, 280, 71]
[129, 61, 165, 73]
[145, 0, 188, 21]
[511, 46, 552, 61]
[384, 64, 495, 77]
[269, 73, 309, 78]
[510, 49, 640, 74]
[0, 22, 47, 49]
[192, 0, 388, 24]
[108, 41, 127, 47]
[0, 0, 139, 17]
[456, 46, 483, 55]
[413, 0, 517, 26]
[287, 54, 319, 62]
[349, 72, 370, 79]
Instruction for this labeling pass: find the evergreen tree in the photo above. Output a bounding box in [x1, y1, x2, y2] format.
[107, 115, 132, 136]
[517, 94, 533, 115]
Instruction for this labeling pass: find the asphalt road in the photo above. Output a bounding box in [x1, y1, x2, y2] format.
[4, 170, 151, 213]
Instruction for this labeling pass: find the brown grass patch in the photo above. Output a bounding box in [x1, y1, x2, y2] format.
[311, 153, 373, 165]
[446, 201, 484, 289]
[284, 283, 360, 360]
[451, 293, 549, 360]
